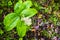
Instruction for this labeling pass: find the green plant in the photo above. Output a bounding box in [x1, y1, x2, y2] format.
[3, 0, 37, 40]
[8, 1, 12, 7]
[0, 29, 4, 35]
[0, 9, 3, 15]
[49, 15, 58, 25]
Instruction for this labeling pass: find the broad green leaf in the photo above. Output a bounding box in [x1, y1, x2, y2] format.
[19, 38, 23, 40]
[17, 26, 27, 37]
[4, 13, 20, 31]
[21, 8, 37, 18]
[14, 1, 25, 14]
[16, 20, 27, 37]
[14, 1, 32, 14]
[23, 1, 32, 8]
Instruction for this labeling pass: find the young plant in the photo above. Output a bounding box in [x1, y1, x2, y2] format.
[3, 0, 37, 40]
